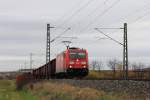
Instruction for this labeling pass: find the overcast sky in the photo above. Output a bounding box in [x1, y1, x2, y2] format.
[0, 0, 150, 71]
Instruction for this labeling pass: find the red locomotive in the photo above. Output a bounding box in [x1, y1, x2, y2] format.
[32, 47, 89, 79]
[55, 47, 89, 77]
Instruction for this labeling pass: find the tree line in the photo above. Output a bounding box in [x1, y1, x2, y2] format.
[90, 59, 150, 79]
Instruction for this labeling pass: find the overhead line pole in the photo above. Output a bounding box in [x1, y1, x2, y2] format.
[46, 24, 55, 63]
[123, 23, 128, 79]
[46, 24, 71, 79]
[46, 24, 55, 79]
[95, 23, 128, 80]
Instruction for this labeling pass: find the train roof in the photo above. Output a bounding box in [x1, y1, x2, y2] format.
[68, 47, 86, 51]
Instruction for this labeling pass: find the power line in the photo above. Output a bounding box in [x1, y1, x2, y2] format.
[59, 36, 78, 39]
[83, 1, 150, 36]
[95, 28, 123, 29]
[124, 3, 150, 21]
[50, 27, 71, 43]
[95, 28, 123, 45]
[111, 2, 150, 26]
[60, 0, 94, 24]
[54, 0, 85, 24]
[50, 0, 95, 44]
[71, 0, 110, 37]
[86, 0, 110, 17]
[53, 0, 95, 32]
[129, 10, 150, 24]
[79, 0, 121, 34]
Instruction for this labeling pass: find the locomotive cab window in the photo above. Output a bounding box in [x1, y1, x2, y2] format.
[69, 52, 86, 59]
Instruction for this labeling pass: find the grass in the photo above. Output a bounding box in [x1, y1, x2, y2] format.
[26, 80, 137, 100]
[0, 79, 145, 100]
[85, 70, 113, 79]
[85, 70, 150, 80]
[0, 80, 37, 100]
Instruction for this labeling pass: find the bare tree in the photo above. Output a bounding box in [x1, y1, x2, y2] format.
[115, 61, 123, 78]
[91, 60, 97, 71]
[131, 62, 145, 79]
[107, 59, 118, 78]
[116, 61, 123, 71]
[138, 62, 145, 70]
[91, 60, 103, 71]
[138, 62, 145, 79]
[131, 63, 137, 70]
[97, 60, 103, 72]
[132, 62, 145, 70]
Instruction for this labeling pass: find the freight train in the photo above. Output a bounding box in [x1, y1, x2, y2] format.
[33, 47, 89, 79]
[16, 47, 89, 88]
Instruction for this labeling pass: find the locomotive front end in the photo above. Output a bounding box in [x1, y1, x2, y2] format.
[67, 48, 89, 77]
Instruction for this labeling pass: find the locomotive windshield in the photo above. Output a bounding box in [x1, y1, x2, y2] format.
[69, 52, 86, 59]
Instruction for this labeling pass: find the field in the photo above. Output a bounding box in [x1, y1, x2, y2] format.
[0, 80, 36, 100]
[0, 79, 144, 100]
[27, 80, 141, 100]
[85, 70, 150, 80]
[1, 70, 150, 100]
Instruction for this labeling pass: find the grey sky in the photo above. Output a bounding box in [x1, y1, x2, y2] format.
[0, 0, 150, 71]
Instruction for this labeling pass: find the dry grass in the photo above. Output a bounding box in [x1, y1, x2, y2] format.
[86, 70, 150, 80]
[25, 81, 137, 100]
[85, 70, 112, 79]
[27, 81, 105, 100]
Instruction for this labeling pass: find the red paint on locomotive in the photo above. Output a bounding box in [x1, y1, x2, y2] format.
[55, 47, 89, 76]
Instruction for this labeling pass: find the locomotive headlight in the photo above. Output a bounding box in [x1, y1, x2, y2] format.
[81, 61, 86, 64]
[69, 61, 74, 64]
[69, 66, 72, 68]
[83, 66, 86, 68]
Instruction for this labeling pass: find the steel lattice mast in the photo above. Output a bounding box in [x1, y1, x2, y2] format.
[123, 23, 128, 79]
[46, 24, 54, 79]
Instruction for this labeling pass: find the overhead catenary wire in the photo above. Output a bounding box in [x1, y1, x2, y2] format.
[47, 0, 94, 44]
[87, 0, 109, 16]
[53, 0, 95, 32]
[51, 0, 120, 45]
[123, 3, 150, 21]
[129, 10, 150, 25]
[53, 0, 85, 25]
[50, 27, 71, 43]
[79, 0, 121, 34]
[51, 0, 149, 57]
[71, 0, 110, 26]
[91, 0, 149, 37]
[110, 1, 150, 26]
[59, 36, 78, 39]
[71, 0, 110, 37]
[50, 0, 96, 44]
[95, 28, 123, 45]
[59, 0, 94, 25]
